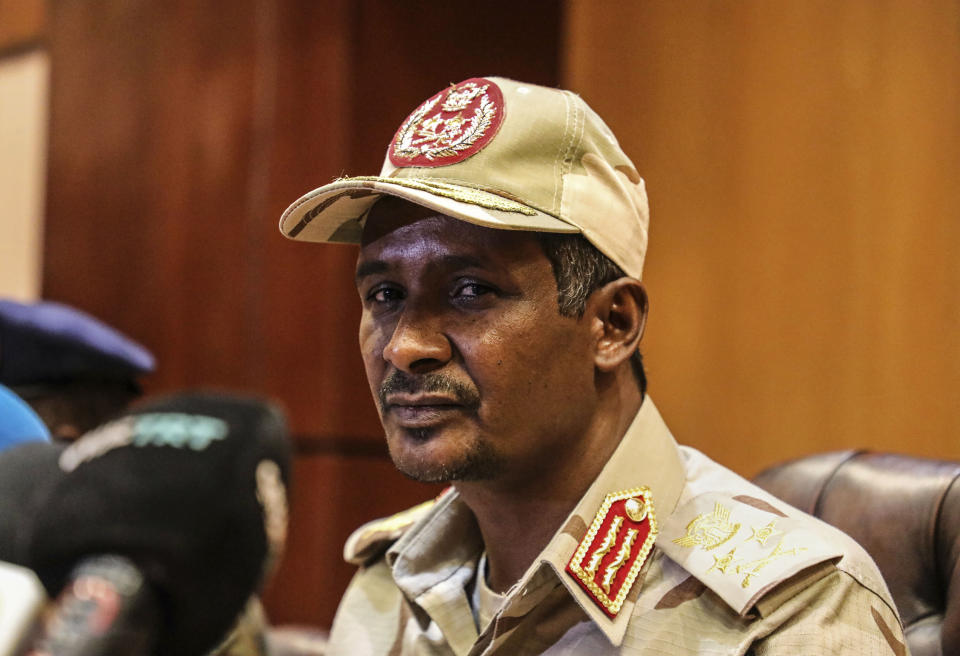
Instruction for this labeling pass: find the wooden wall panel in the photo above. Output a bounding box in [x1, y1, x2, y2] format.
[43, 0, 263, 392]
[257, 0, 383, 441]
[0, 0, 45, 53]
[0, 48, 48, 301]
[348, 0, 563, 174]
[565, 0, 960, 476]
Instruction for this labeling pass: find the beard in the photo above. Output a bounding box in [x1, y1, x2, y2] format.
[387, 427, 504, 483]
[378, 371, 502, 483]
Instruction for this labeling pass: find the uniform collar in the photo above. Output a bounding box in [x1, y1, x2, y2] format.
[386, 396, 686, 650]
[387, 490, 483, 654]
[532, 396, 685, 646]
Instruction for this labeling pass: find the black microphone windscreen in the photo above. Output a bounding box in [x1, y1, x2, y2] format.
[0, 441, 64, 564]
[25, 392, 292, 656]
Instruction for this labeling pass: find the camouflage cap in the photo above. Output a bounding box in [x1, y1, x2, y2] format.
[279, 77, 650, 279]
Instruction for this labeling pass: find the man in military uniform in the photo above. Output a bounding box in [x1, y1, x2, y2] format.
[280, 77, 907, 654]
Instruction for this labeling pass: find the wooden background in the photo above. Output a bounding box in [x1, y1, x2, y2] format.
[566, 0, 960, 474]
[0, 0, 47, 301]
[12, 0, 958, 630]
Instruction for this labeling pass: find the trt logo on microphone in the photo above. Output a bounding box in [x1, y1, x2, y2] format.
[58, 413, 228, 472]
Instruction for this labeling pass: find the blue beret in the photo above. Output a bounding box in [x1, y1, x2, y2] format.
[0, 299, 155, 386]
[0, 384, 51, 448]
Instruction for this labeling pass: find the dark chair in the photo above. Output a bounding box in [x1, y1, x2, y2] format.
[753, 450, 960, 656]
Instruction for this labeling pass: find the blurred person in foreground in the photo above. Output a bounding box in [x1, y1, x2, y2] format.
[0, 301, 288, 656]
[279, 77, 905, 654]
[0, 298, 155, 440]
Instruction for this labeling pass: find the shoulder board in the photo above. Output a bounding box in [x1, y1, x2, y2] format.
[658, 492, 843, 616]
[343, 497, 438, 565]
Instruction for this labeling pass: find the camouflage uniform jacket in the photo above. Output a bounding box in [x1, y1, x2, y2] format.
[325, 398, 909, 655]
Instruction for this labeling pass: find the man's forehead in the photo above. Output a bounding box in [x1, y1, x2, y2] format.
[360, 197, 542, 252]
[360, 196, 442, 246]
[356, 198, 547, 279]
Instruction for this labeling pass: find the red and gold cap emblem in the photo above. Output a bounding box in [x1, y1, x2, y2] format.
[566, 487, 658, 618]
[389, 77, 505, 168]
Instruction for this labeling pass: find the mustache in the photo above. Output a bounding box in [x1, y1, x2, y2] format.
[378, 371, 481, 411]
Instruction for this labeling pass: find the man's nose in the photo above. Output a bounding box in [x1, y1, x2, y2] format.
[382, 310, 452, 374]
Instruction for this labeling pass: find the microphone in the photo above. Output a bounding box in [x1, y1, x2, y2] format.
[0, 441, 64, 568]
[26, 555, 158, 656]
[0, 441, 63, 656]
[0, 561, 46, 656]
[18, 392, 292, 656]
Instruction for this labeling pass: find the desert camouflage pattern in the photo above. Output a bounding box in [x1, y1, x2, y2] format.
[325, 398, 909, 655]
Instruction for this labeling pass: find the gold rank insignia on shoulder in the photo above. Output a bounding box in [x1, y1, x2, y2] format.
[672, 501, 741, 550]
[659, 493, 845, 615]
[566, 487, 658, 618]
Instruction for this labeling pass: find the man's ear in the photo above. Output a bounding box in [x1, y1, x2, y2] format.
[589, 278, 648, 372]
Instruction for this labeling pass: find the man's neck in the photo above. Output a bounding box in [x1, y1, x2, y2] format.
[455, 383, 644, 593]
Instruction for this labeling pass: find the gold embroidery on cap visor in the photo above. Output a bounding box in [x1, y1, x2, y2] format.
[282, 176, 560, 243]
[567, 487, 658, 617]
[347, 177, 538, 216]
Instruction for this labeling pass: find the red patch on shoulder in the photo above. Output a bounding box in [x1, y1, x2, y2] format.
[566, 488, 658, 618]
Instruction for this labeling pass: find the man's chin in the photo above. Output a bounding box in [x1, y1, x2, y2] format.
[393, 462, 461, 484]
[387, 432, 503, 483]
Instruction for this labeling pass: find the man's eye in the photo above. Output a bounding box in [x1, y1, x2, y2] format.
[368, 287, 404, 303]
[452, 282, 493, 299]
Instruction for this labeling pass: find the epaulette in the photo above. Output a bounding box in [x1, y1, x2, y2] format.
[658, 492, 843, 616]
[343, 497, 438, 565]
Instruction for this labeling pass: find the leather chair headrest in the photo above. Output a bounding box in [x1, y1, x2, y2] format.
[754, 451, 960, 656]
